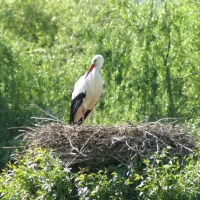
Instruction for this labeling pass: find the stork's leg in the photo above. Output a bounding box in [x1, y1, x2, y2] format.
[81, 107, 85, 125]
[73, 124, 76, 132]
[90, 110, 93, 125]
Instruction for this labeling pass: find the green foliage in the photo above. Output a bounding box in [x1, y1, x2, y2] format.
[0, 148, 74, 200]
[1, 148, 200, 199]
[74, 168, 138, 199]
[0, 0, 200, 125]
[0, 0, 58, 47]
[136, 150, 200, 200]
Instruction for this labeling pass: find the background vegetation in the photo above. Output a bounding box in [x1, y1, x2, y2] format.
[0, 0, 200, 199]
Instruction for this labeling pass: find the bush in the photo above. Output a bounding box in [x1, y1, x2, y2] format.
[1, 148, 200, 200]
[136, 150, 200, 200]
[0, 148, 139, 200]
[0, 148, 74, 200]
[74, 168, 138, 200]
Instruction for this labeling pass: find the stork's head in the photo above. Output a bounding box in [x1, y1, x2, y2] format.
[86, 55, 104, 78]
[92, 54, 104, 68]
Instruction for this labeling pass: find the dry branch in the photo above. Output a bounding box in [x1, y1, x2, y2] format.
[23, 122, 196, 168]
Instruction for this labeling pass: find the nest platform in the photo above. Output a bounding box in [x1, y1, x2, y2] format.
[22, 121, 196, 168]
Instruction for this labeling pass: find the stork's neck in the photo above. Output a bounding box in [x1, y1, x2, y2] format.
[94, 64, 102, 73]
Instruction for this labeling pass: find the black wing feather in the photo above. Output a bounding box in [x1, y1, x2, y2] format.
[70, 92, 86, 124]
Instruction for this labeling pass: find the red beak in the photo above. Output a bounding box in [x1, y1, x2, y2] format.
[85, 64, 95, 78]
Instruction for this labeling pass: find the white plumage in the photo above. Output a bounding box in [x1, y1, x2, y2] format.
[70, 55, 104, 125]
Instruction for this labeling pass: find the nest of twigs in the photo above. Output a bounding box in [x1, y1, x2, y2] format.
[23, 121, 196, 168]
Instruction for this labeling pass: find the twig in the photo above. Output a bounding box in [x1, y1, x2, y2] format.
[145, 131, 161, 153]
[31, 117, 65, 124]
[80, 131, 99, 152]
[67, 137, 87, 157]
[156, 118, 183, 122]
[66, 154, 80, 168]
[125, 141, 135, 151]
[8, 126, 35, 130]
[174, 141, 193, 153]
[30, 103, 65, 123]
[111, 156, 129, 167]
[1, 146, 25, 149]
[15, 133, 26, 139]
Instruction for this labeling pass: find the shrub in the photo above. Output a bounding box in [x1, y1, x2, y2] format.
[1, 148, 200, 199]
[0, 148, 74, 200]
[136, 150, 200, 200]
[74, 168, 139, 200]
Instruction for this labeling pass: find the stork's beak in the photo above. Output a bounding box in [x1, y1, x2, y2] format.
[85, 63, 95, 78]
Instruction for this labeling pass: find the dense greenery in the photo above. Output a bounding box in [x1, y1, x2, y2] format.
[0, 0, 200, 198]
[0, 149, 74, 199]
[0, 0, 200, 124]
[1, 148, 200, 199]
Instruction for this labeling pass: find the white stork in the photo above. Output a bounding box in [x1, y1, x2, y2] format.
[70, 55, 104, 125]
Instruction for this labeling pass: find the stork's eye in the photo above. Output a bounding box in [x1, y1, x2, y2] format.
[94, 59, 97, 62]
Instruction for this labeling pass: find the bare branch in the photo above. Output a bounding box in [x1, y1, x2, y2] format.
[1, 146, 25, 149]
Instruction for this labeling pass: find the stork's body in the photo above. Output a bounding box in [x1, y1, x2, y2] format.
[70, 55, 104, 125]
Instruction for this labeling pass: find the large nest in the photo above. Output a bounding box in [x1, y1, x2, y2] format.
[23, 121, 196, 168]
